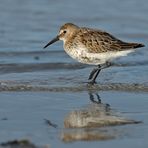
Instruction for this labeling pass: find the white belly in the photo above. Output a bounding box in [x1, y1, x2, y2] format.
[64, 47, 134, 65]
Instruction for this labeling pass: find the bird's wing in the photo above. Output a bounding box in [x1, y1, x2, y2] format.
[77, 28, 143, 53]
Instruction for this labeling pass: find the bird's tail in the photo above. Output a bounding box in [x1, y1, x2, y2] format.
[131, 43, 145, 48]
[120, 42, 145, 49]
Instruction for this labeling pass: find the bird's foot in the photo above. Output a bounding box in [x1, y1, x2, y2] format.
[87, 80, 97, 85]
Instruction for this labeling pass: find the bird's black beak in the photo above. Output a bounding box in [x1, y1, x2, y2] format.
[43, 36, 59, 49]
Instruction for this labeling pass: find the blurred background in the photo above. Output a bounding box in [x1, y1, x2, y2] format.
[0, 0, 148, 147]
[0, 0, 147, 54]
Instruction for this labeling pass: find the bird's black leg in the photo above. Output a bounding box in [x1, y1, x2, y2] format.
[88, 65, 101, 84]
[88, 62, 112, 85]
[98, 62, 112, 69]
[88, 67, 99, 80]
[90, 67, 101, 84]
[104, 61, 112, 68]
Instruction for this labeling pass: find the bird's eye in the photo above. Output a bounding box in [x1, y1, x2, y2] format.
[63, 30, 67, 34]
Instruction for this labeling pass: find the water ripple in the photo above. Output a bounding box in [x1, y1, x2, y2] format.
[0, 61, 148, 74]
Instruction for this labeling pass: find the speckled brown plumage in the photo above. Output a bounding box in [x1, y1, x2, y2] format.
[66, 27, 144, 53]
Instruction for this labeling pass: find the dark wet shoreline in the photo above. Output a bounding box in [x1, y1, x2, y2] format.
[0, 82, 148, 92]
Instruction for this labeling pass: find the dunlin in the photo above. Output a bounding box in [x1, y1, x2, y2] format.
[44, 23, 144, 84]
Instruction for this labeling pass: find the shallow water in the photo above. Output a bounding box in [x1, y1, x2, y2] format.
[0, 91, 148, 148]
[0, 0, 148, 147]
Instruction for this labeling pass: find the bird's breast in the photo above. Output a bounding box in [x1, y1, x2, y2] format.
[63, 45, 98, 64]
[64, 45, 83, 61]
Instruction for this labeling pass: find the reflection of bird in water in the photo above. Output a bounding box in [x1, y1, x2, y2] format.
[63, 92, 142, 142]
[89, 92, 101, 104]
[64, 91, 141, 129]
[89, 92, 110, 112]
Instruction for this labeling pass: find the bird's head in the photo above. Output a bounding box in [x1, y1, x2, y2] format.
[43, 23, 79, 48]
